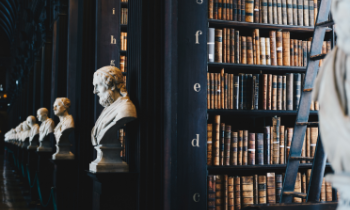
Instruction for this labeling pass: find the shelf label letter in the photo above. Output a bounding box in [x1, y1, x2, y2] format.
[193, 193, 200, 202]
[194, 83, 201, 92]
[110, 60, 115, 66]
[195, 30, 202, 44]
[191, 134, 200, 147]
[113, 8, 115, 15]
[111, 35, 116, 44]
[196, 0, 203, 4]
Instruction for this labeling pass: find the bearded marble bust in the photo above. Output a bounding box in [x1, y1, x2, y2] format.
[37, 108, 55, 152]
[90, 66, 137, 172]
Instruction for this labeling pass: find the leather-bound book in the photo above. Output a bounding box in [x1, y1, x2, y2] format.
[282, 0, 288, 24]
[223, 0, 227, 20]
[248, 133, 256, 165]
[215, 29, 223, 63]
[276, 174, 283, 203]
[282, 32, 290, 66]
[208, 73, 211, 109]
[262, 0, 268, 23]
[269, 31, 277, 66]
[260, 37, 266, 65]
[217, 73, 221, 109]
[233, 0, 238, 20]
[308, 0, 314, 26]
[313, 0, 317, 25]
[225, 125, 232, 165]
[241, 0, 246, 21]
[294, 73, 301, 110]
[229, 0, 234, 20]
[208, 175, 216, 210]
[251, 75, 256, 110]
[270, 126, 274, 164]
[276, 30, 283, 66]
[286, 127, 293, 159]
[247, 36, 254, 64]
[234, 176, 241, 210]
[234, 75, 239, 109]
[246, 0, 254, 22]
[299, 40, 302, 66]
[120, 55, 125, 72]
[214, 115, 221, 166]
[231, 29, 235, 63]
[241, 36, 247, 64]
[221, 69, 225, 109]
[227, 29, 231, 63]
[246, 74, 252, 110]
[235, 30, 240, 63]
[208, 124, 213, 165]
[231, 131, 238, 165]
[214, 0, 219, 19]
[277, 0, 282, 24]
[265, 38, 271, 65]
[208, 28, 215, 62]
[310, 127, 318, 157]
[253, 32, 256, 65]
[287, 0, 293, 25]
[220, 123, 226, 165]
[243, 130, 249, 165]
[290, 39, 294, 66]
[214, 73, 218, 109]
[255, 29, 260, 65]
[224, 175, 229, 209]
[277, 76, 282, 110]
[273, 0, 278, 24]
[216, 175, 223, 209]
[254, 175, 259, 204]
[306, 127, 310, 162]
[238, 130, 244, 165]
[258, 175, 267, 204]
[256, 133, 264, 165]
[254, 74, 260, 109]
[286, 73, 294, 110]
[268, 74, 272, 110]
[272, 75, 277, 110]
[302, 173, 306, 202]
[279, 125, 285, 164]
[218, 0, 223, 19]
[267, 173, 276, 203]
[264, 126, 271, 164]
[242, 176, 254, 207]
[272, 116, 280, 164]
[225, 73, 229, 109]
[294, 173, 302, 203]
[238, 0, 242, 21]
[211, 73, 215, 109]
[228, 177, 234, 210]
[239, 74, 244, 109]
[254, 0, 260, 22]
[262, 74, 268, 110]
[303, 41, 307, 66]
[297, 0, 303, 25]
[320, 178, 326, 201]
[303, 0, 309, 26]
[326, 181, 333, 201]
[292, 0, 297, 25]
[282, 75, 287, 110]
[268, 0, 273, 23]
[306, 169, 311, 188]
[209, 0, 214, 19]
[294, 39, 298, 66]
[223, 28, 227, 63]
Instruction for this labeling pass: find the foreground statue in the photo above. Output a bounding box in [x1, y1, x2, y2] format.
[313, 0, 350, 208]
[90, 66, 137, 172]
[52, 98, 75, 159]
[37, 108, 55, 152]
[27, 116, 40, 150]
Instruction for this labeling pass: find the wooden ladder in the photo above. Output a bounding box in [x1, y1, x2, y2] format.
[280, 0, 334, 203]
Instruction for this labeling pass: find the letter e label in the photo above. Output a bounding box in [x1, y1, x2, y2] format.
[194, 83, 201, 92]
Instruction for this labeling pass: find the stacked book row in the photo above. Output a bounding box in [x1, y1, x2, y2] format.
[120, 55, 127, 72]
[207, 115, 318, 166]
[207, 172, 334, 210]
[121, 8, 128, 25]
[208, 0, 319, 27]
[121, 0, 128, 2]
[207, 70, 320, 111]
[121, 32, 128, 51]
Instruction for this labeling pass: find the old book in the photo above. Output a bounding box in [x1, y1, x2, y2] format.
[208, 175, 216, 210]
[228, 177, 234, 209]
[214, 115, 221, 165]
[217, 73, 221, 109]
[267, 173, 276, 203]
[230, 29, 235, 63]
[294, 73, 301, 110]
[310, 127, 318, 157]
[241, 36, 247, 64]
[235, 30, 240, 63]
[276, 30, 283, 66]
[299, 40, 302, 66]
[292, 0, 297, 25]
[227, 29, 231, 63]
[254, 175, 258, 204]
[258, 175, 267, 204]
[268, 0, 273, 24]
[208, 73, 211, 109]
[272, 116, 280, 164]
[238, 0, 242, 21]
[241, 0, 246, 21]
[264, 126, 271, 164]
[234, 76, 239, 109]
[260, 37, 266, 65]
[270, 126, 273, 164]
[294, 173, 302, 203]
[218, 0, 223, 19]
[215, 74, 218, 109]
[247, 36, 254, 64]
[239, 74, 244, 109]
[225, 73, 229, 109]
[282, 32, 290, 66]
[265, 38, 271, 65]
[243, 130, 249, 165]
[214, 0, 219, 19]
[215, 29, 223, 63]
[231, 131, 238, 165]
[282, 75, 287, 110]
[234, 176, 241, 210]
[242, 176, 254, 207]
[216, 175, 223, 209]
[326, 41, 331, 53]
[303, 0, 309, 26]
[253, 32, 256, 65]
[269, 31, 277, 66]
[276, 174, 282, 203]
[208, 124, 213, 165]
[282, 0, 287, 24]
[223, 0, 227, 20]
[297, 0, 303, 26]
[309, 0, 314, 26]
[262, 0, 268, 23]
[277, 0, 282, 24]
[254, 74, 259, 109]
[294, 39, 298, 66]
[221, 70, 225, 109]
[268, 74, 272, 110]
[302, 173, 307, 202]
[287, 0, 293, 25]
[223, 28, 227, 63]
[233, 0, 238, 20]
[277, 76, 282, 110]
[254, 0, 260, 22]
[272, 75, 277, 110]
[248, 133, 256, 165]
[313, 0, 317, 25]
[273, 0, 278, 24]
[321, 178, 326, 201]
[326, 181, 333, 201]
[246, 74, 252, 109]
[290, 39, 294, 66]
[280, 125, 285, 164]
[286, 127, 293, 159]
[286, 73, 294, 110]
[255, 29, 260, 65]
[238, 130, 244, 165]
[224, 175, 228, 209]
[211, 73, 215, 108]
[225, 125, 232, 165]
[229, 0, 234, 20]
[246, 0, 254, 22]
[256, 133, 264, 165]
[209, 0, 214, 18]
[303, 41, 308, 66]
[220, 123, 226, 165]
[306, 127, 310, 162]
[306, 169, 311, 188]
[120, 55, 125, 72]
[262, 74, 268, 110]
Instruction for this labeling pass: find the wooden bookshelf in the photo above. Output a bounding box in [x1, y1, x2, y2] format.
[207, 110, 318, 116]
[120, 50, 127, 55]
[208, 63, 307, 73]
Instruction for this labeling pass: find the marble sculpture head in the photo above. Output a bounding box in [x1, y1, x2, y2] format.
[26, 116, 36, 128]
[53, 98, 71, 117]
[332, 0, 350, 54]
[37, 108, 49, 122]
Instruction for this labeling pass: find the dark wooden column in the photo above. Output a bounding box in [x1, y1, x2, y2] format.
[41, 41, 52, 110]
[26, 67, 34, 116]
[33, 55, 41, 114]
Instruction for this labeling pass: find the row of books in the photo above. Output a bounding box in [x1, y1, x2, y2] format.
[121, 32, 128, 51]
[119, 128, 126, 159]
[121, 8, 128, 25]
[120, 55, 127, 72]
[207, 70, 320, 110]
[207, 172, 334, 209]
[208, 0, 319, 27]
[121, 0, 128, 2]
[207, 115, 318, 166]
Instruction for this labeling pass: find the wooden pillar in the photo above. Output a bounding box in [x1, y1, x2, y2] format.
[33, 55, 41, 114]
[41, 41, 53, 110]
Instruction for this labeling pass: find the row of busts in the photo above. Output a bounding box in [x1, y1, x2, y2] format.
[4, 97, 75, 160]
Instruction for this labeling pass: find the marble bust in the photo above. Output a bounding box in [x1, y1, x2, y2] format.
[4, 129, 16, 142]
[313, 0, 350, 208]
[26, 116, 40, 150]
[15, 123, 23, 145]
[37, 108, 55, 152]
[20, 121, 31, 148]
[52, 97, 75, 159]
[89, 66, 137, 173]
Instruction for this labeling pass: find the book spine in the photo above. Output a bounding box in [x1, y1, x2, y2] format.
[262, 74, 268, 110]
[246, 0, 254, 22]
[238, 0, 242, 21]
[233, 0, 238, 20]
[276, 174, 283, 203]
[272, 75, 277, 110]
[230, 74, 234, 109]
[219, 0, 223, 19]
[229, 0, 233, 20]
[282, 32, 290, 66]
[264, 126, 271, 164]
[243, 130, 249, 165]
[223, 0, 227, 20]
[308, 0, 314, 26]
[239, 74, 244, 109]
[234, 176, 241, 210]
[208, 28, 215, 63]
[248, 133, 256, 165]
[209, 0, 214, 18]
[231, 132, 238, 165]
[294, 39, 298, 66]
[246, 74, 252, 110]
[247, 36, 254, 64]
[282, 0, 287, 24]
[214, 0, 219, 19]
[221, 69, 225, 109]
[262, 0, 268, 23]
[254, 174, 258, 204]
[215, 29, 223, 63]
[238, 130, 243, 165]
[214, 73, 218, 109]
[231, 29, 235, 63]
[241, 0, 246, 21]
[276, 30, 283, 66]
[252, 75, 256, 110]
[223, 28, 227, 63]
[216, 175, 223, 208]
[208, 175, 216, 210]
[227, 29, 231, 63]
[294, 173, 302, 203]
[255, 29, 260, 65]
[214, 115, 221, 165]
[313, 0, 317, 25]
[260, 37, 266, 65]
[265, 38, 271, 65]
[254, 0, 260, 23]
[235, 30, 240, 63]
[310, 127, 318, 157]
[321, 178, 326, 201]
[218, 73, 221, 109]
[267, 173, 276, 203]
[269, 31, 277, 66]
[277, 0, 282, 24]
[241, 176, 254, 207]
[299, 40, 302, 67]
[297, 0, 303, 26]
[220, 123, 225, 165]
[234, 76, 239, 109]
[225, 73, 228, 109]
[287, 0, 293, 25]
[224, 175, 228, 209]
[292, 0, 297, 25]
[241, 36, 247, 64]
[282, 75, 287, 110]
[268, 0, 273, 23]
[273, 0, 278, 24]
[277, 75, 282, 110]
[286, 127, 293, 159]
[326, 181, 333, 201]
[208, 73, 210, 109]
[253, 32, 256, 65]
[207, 124, 213, 165]
[286, 73, 294, 110]
[254, 74, 259, 109]
[294, 73, 301, 110]
[303, 41, 307, 66]
[272, 116, 280, 164]
[279, 125, 285, 164]
[306, 127, 310, 161]
[290, 39, 294, 66]
[225, 125, 232, 165]
[228, 177, 234, 209]
[302, 173, 306, 202]
[268, 74, 272, 110]
[303, 0, 309, 26]
[211, 73, 215, 109]
[258, 175, 267, 204]
[256, 133, 264, 165]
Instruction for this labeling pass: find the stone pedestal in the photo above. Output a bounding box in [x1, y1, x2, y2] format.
[21, 137, 30, 149]
[36, 151, 54, 209]
[326, 173, 350, 210]
[27, 149, 39, 206]
[52, 128, 74, 160]
[27, 134, 39, 150]
[87, 172, 138, 210]
[37, 134, 53, 152]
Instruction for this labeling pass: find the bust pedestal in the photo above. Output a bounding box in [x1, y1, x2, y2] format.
[21, 137, 30, 149]
[36, 151, 54, 208]
[37, 134, 53, 152]
[52, 128, 74, 160]
[27, 134, 39, 150]
[27, 146, 39, 206]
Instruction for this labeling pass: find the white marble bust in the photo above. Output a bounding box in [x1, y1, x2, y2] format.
[20, 121, 31, 148]
[15, 123, 23, 143]
[4, 129, 16, 141]
[26, 116, 40, 149]
[37, 108, 55, 141]
[90, 66, 137, 172]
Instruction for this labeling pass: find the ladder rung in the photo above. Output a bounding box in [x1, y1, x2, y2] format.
[303, 88, 313, 92]
[283, 191, 308, 198]
[296, 122, 319, 126]
[310, 54, 326, 60]
[290, 156, 314, 161]
[316, 20, 334, 27]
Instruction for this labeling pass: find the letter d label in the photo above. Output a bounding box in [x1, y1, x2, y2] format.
[191, 134, 200, 147]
